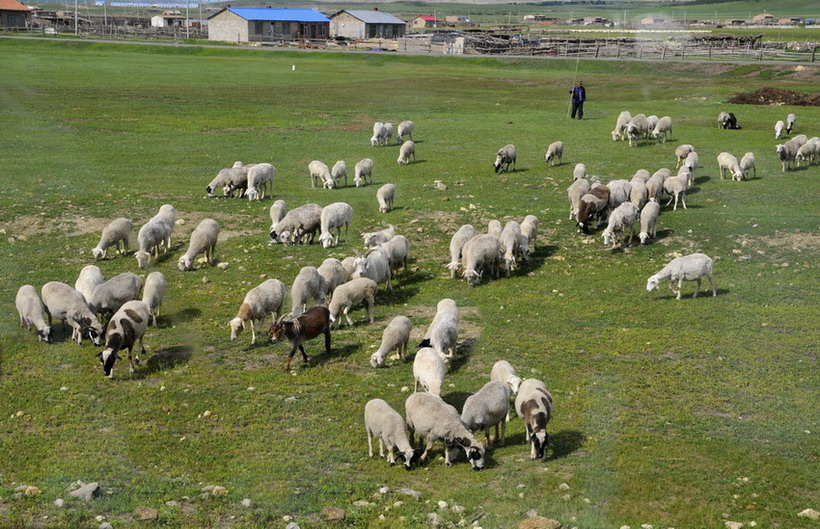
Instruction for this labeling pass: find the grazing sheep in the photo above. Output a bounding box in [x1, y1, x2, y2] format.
[88, 272, 144, 321]
[308, 160, 334, 189]
[364, 399, 420, 469]
[544, 141, 564, 166]
[499, 221, 523, 276]
[717, 152, 744, 180]
[405, 392, 486, 469]
[626, 114, 650, 146]
[352, 248, 393, 291]
[791, 134, 808, 147]
[446, 224, 478, 278]
[796, 140, 818, 167]
[645, 170, 669, 201]
[419, 302, 459, 360]
[16, 285, 51, 342]
[383, 122, 394, 144]
[205, 168, 232, 197]
[135, 220, 171, 269]
[141, 271, 166, 326]
[341, 256, 357, 279]
[269, 199, 287, 236]
[397, 120, 415, 142]
[515, 378, 554, 459]
[371, 316, 412, 368]
[486, 219, 503, 238]
[629, 177, 648, 210]
[786, 113, 796, 134]
[646, 252, 716, 299]
[370, 121, 387, 146]
[354, 158, 373, 187]
[577, 186, 610, 234]
[75, 265, 105, 303]
[718, 111, 740, 130]
[683, 151, 700, 175]
[41, 281, 103, 346]
[674, 145, 694, 169]
[318, 202, 353, 249]
[638, 199, 661, 245]
[461, 234, 502, 286]
[229, 279, 286, 345]
[606, 179, 632, 209]
[493, 144, 516, 173]
[491, 360, 522, 394]
[150, 204, 176, 251]
[740, 152, 756, 178]
[273, 203, 322, 245]
[246, 163, 275, 201]
[662, 169, 690, 210]
[92, 218, 133, 260]
[412, 347, 446, 396]
[775, 120, 785, 140]
[317, 258, 349, 299]
[461, 381, 511, 447]
[602, 202, 640, 249]
[327, 277, 377, 327]
[377, 183, 395, 213]
[632, 168, 651, 183]
[178, 219, 219, 271]
[222, 164, 252, 198]
[646, 115, 659, 133]
[397, 141, 416, 165]
[97, 300, 151, 379]
[611, 110, 631, 141]
[291, 266, 327, 317]
[651, 116, 672, 143]
[330, 160, 347, 188]
[567, 178, 591, 221]
[521, 215, 539, 250]
[776, 141, 800, 172]
[573, 163, 587, 181]
[269, 306, 331, 371]
[362, 224, 395, 248]
[378, 234, 410, 273]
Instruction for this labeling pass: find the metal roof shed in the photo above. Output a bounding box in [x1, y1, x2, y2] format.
[330, 9, 406, 39]
[208, 7, 330, 43]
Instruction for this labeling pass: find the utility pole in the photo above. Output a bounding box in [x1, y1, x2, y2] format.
[74, 0, 78, 35]
[186, 2, 190, 39]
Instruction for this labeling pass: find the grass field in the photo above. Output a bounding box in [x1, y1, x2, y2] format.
[0, 39, 818, 529]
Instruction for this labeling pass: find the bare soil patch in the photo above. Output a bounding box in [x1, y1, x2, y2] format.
[728, 87, 820, 106]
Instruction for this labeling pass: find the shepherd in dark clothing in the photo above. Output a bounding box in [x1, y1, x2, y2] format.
[570, 81, 586, 120]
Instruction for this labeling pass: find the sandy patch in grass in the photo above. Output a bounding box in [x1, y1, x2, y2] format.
[734, 230, 820, 256]
[2, 213, 111, 238]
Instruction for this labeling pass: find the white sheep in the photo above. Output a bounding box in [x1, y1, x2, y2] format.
[75, 265, 105, 303]
[273, 203, 322, 244]
[16, 285, 51, 342]
[308, 160, 334, 189]
[646, 252, 716, 299]
[330, 160, 347, 188]
[317, 258, 349, 299]
[461, 234, 502, 286]
[544, 141, 564, 166]
[229, 279, 286, 344]
[383, 122, 394, 144]
[646, 115, 659, 133]
[626, 114, 649, 146]
[98, 300, 151, 379]
[362, 224, 395, 248]
[786, 113, 796, 134]
[486, 219, 503, 238]
[446, 224, 478, 278]
[221, 164, 251, 198]
[740, 152, 756, 178]
[611, 111, 631, 141]
[499, 221, 523, 276]
[246, 163, 275, 201]
[606, 179, 632, 209]
[638, 199, 661, 245]
[645, 170, 669, 201]
[602, 202, 639, 249]
[573, 163, 587, 181]
[796, 141, 818, 167]
[776, 141, 799, 172]
[88, 272, 144, 320]
[405, 392, 486, 469]
[141, 271, 166, 326]
[683, 151, 700, 175]
[567, 178, 591, 221]
[461, 381, 511, 447]
[178, 218, 219, 271]
[791, 134, 808, 147]
[378, 234, 410, 273]
[412, 347, 446, 396]
[92, 218, 133, 260]
[290, 266, 327, 317]
[419, 299, 459, 360]
[515, 378, 554, 459]
[352, 248, 392, 291]
[370, 315, 412, 368]
[493, 144, 516, 173]
[629, 177, 648, 210]
[328, 277, 377, 327]
[135, 220, 170, 269]
[269, 199, 287, 236]
[651, 116, 672, 143]
[341, 256, 357, 279]
[662, 169, 690, 210]
[674, 145, 694, 169]
[205, 168, 232, 197]
[377, 183, 395, 213]
[491, 360, 522, 394]
[774, 120, 785, 140]
[364, 399, 419, 469]
[521, 215, 539, 251]
[717, 152, 744, 180]
[370, 121, 387, 146]
[397, 141, 415, 165]
[632, 168, 651, 183]
[397, 120, 414, 142]
[318, 202, 353, 249]
[41, 281, 103, 346]
[354, 158, 373, 187]
[150, 204, 176, 251]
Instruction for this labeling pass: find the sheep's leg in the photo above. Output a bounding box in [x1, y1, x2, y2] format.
[421, 436, 435, 462]
[681, 192, 687, 210]
[676, 278, 684, 300]
[673, 193, 679, 211]
[343, 307, 353, 327]
[707, 273, 717, 297]
[367, 431, 374, 457]
[323, 328, 331, 355]
[250, 324, 257, 345]
[298, 344, 309, 364]
[443, 441, 454, 467]
[484, 427, 492, 447]
[127, 346, 135, 375]
[366, 297, 374, 324]
[380, 438, 387, 459]
[136, 336, 144, 365]
[693, 278, 702, 298]
[284, 346, 297, 371]
[414, 378, 419, 393]
[501, 418, 506, 446]
[667, 280, 678, 298]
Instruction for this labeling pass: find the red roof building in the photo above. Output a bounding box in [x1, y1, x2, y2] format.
[410, 15, 437, 29]
[0, 0, 32, 27]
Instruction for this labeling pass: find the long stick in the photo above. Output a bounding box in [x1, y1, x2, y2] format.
[567, 55, 581, 119]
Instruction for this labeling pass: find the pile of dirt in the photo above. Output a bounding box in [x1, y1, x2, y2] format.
[728, 87, 820, 106]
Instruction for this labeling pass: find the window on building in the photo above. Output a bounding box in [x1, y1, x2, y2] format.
[254, 21, 263, 34]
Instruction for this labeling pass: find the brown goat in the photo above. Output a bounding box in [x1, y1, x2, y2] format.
[576, 185, 610, 234]
[269, 305, 331, 371]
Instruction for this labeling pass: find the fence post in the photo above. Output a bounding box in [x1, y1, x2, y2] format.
[617, 41, 621, 59]
[759, 49, 763, 61]
[638, 44, 642, 59]
[708, 44, 712, 60]
[595, 42, 600, 58]
[680, 43, 685, 59]
[812, 46, 817, 62]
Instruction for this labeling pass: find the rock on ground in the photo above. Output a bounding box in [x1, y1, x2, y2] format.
[134, 506, 159, 521]
[519, 516, 562, 529]
[321, 506, 345, 521]
[68, 482, 100, 501]
[798, 509, 819, 520]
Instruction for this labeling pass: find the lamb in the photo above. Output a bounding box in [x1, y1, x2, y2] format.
[718, 111, 740, 130]
[364, 399, 420, 469]
[378, 234, 410, 273]
[446, 224, 478, 278]
[40, 281, 103, 346]
[651, 116, 672, 143]
[786, 113, 796, 134]
[318, 202, 353, 249]
[567, 178, 591, 221]
[544, 141, 564, 166]
[461, 234, 502, 286]
[245, 163, 275, 201]
[491, 360, 523, 394]
[327, 277, 377, 327]
[515, 378, 554, 459]
[397, 120, 414, 142]
[370, 316, 412, 368]
[362, 224, 395, 248]
[611, 110, 631, 141]
[486, 219, 503, 238]
[383, 122, 394, 144]
[150, 204, 176, 251]
[602, 202, 639, 249]
[354, 158, 373, 187]
[717, 152, 744, 180]
[330, 160, 347, 188]
[272, 203, 322, 244]
[308, 160, 334, 189]
[405, 392, 486, 469]
[397, 140, 415, 165]
[88, 272, 144, 321]
[629, 177, 648, 210]
[370, 121, 387, 146]
[774, 120, 785, 140]
[499, 221, 523, 276]
[573, 163, 587, 181]
[75, 265, 105, 303]
[606, 179, 632, 209]
[16, 285, 51, 342]
[97, 300, 151, 379]
[376, 183, 395, 213]
[291, 266, 327, 317]
[625, 114, 650, 146]
[638, 198, 661, 245]
[662, 169, 690, 210]
[740, 152, 756, 178]
[646, 252, 716, 299]
[269, 306, 331, 371]
[92, 217, 133, 260]
[521, 215, 539, 250]
[352, 248, 393, 291]
[674, 145, 694, 169]
[229, 279, 286, 344]
[178, 219, 219, 271]
[134, 220, 171, 269]
[269, 199, 287, 236]
[317, 258, 349, 299]
[493, 144, 516, 173]
[141, 271, 166, 326]
[418, 299, 459, 359]
[576, 186, 610, 234]
[776, 141, 799, 172]
[461, 381, 511, 447]
[412, 347, 446, 396]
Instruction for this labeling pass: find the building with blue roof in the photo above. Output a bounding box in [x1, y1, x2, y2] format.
[329, 9, 406, 40]
[208, 7, 329, 43]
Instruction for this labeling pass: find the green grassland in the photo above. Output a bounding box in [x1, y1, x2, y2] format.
[0, 40, 818, 528]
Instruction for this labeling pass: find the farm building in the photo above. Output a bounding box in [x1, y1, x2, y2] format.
[0, 0, 32, 27]
[151, 11, 185, 28]
[410, 15, 437, 29]
[329, 10, 406, 40]
[207, 7, 329, 43]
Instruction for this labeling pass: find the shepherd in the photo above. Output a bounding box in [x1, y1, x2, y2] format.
[569, 81, 586, 120]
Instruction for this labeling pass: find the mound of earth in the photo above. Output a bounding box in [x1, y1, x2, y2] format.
[728, 87, 820, 106]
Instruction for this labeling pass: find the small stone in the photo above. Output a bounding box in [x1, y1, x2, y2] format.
[134, 506, 158, 520]
[165, 500, 179, 507]
[69, 481, 100, 501]
[247, 387, 256, 391]
[724, 522, 743, 529]
[24, 486, 41, 496]
[558, 483, 570, 491]
[321, 506, 345, 521]
[353, 500, 372, 507]
[428, 512, 442, 525]
[519, 516, 562, 529]
[201, 276, 209, 284]
[241, 498, 251, 507]
[396, 488, 422, 499]
[60, 387, 68, 391]
[99, 523, 113, 529]
[400, 386, 409, 393]
[619, 526, 631, 529]
[202, 410, 212, 418]
[54, 498, 64, 507]
[583, 498, 591, 504]
[379, 486, 390, 494]
[211, 485, 228, 496]
[438, 500, 448, 509]
[393, 501, 404, 508]
[452, 504, 465, 513]
[285, 523, 300, 529]
[217, 262, 229, 270]
[641, 525, 654, 529]
[798, 509, 820, 520]
[95, 515, 105, 522]
[526, 509, 538, 518]
[561, 494, 571, 501]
